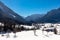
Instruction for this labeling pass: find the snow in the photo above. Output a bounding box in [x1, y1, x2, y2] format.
[0, 29, 60, 40]
[20, 25, 34, 29]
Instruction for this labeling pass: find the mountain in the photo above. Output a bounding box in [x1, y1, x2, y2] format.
[0, 1, 25, 24]
[25, 14, 45, 24]
[1, 1, 60, 25]
[39, 8, 60, 23]
[25, 8, 60, 24]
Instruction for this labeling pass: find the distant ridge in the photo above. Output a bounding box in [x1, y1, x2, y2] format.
[25, 8, 60, 25]
[25, 14, 45, 25]
[39, 8, 60, 23]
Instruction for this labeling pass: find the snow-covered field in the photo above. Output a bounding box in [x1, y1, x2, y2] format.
[0, 29, 60, 40]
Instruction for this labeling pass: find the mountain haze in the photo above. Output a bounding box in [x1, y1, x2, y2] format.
[25, 14, 45, 24]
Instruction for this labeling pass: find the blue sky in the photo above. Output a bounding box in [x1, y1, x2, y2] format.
[0, 0, 60, 17]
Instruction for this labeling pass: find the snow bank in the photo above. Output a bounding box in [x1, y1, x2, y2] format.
[0, 29, 60, 40]
[20, 25, 34, 29]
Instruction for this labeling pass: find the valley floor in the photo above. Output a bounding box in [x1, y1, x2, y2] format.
[0, 30, 60, 40]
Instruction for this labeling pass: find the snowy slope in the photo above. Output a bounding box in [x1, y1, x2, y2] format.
[0, 30, 60, 40]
